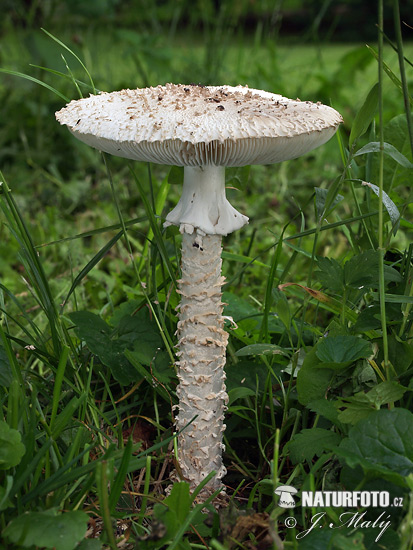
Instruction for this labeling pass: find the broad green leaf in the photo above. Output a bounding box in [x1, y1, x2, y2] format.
[384, 114, 410, 153]
[69, 311, 112, 343]
[235, 343, 288, 357]
[388, 335, 413, 374]
[296, 527, 398, 550]
[353, 305, 382, 332]
[307, 399, 341, 425]
[3, 509, 89, 550]
[69, 311, 138, 385]
[361, 181, 401, 233]
[336, 393, 377, 425]
[354, 301, 403, 333]
[337, 408, 413, 485]
[296, 347, 334, 405]
[225, 360, 271, 392]
[117, 310, 163, 366]
[152, 350, 176, 384]
[272, 288, 291, 330]
[354, 141, 413, 169]
[163, 482, 191, 525]
[228, 387, 256, 404]
[0, 421, 25, 470]
[223, 291, 259, 322]
[325, 532, 366, 550]
[365, 381, 408, 407]
[316, 335, 372, 366]
[298, 530, 366, 550]
[382, 265, 403, 284]
[336, 382, 408, 426]
[77, 540, 103, 550]
[382, 114, 412, 192]
[314, 186, 344, 219]
[349, 83, 379, 146]
[344, 249, 380, 289]
[315, 257, 344, 293]
[150, 483, 192, 545]
[293, 530, 333, 550]
[287, 428, 340, 464]
[363, 528, 401, 550]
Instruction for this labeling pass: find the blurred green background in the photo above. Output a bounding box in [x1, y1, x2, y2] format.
[1, 0, 412, 297]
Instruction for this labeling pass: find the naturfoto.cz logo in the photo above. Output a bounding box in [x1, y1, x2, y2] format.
[275, 486, 402, 542]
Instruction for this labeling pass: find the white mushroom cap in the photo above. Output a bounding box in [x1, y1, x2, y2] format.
[55, 84, 342, 167]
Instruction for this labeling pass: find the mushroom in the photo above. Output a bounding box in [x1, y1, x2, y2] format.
[55, 84, 342, 500]
[274, 485, 298, 508]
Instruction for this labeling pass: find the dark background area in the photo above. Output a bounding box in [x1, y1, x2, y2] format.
[2, 0, 413, 42]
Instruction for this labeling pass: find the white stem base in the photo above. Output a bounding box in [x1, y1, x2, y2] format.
[174, 232, 228, 497]
[164, 166, 248, 236]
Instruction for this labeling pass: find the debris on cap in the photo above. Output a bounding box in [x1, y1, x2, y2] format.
[56, 84, 343, 167]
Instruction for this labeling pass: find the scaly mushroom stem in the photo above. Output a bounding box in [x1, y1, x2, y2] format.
[175, 232, 228, 496]
[165, 166, 248, 236]
[166, 165, 247, 498]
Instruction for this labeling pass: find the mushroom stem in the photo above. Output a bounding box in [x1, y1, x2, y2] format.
[165, 165, 248, 236]
[175, 231, 228, 496]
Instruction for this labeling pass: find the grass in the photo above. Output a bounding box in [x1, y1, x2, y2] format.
[0, 3, 413, 549]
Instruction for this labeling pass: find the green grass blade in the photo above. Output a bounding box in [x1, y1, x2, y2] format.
[0, 320, 24, 386]
[50, 346, 70, 431]
[12, 440, 54, 501]
[0, 175, 63, 356]
[130, 166, 177, 287]
[61, 54, 83, 98]
[372, 293, 413, 304]
[0, 286, 46, 344]
[167, 482, 222, 549]
[96, 461, 117, 549]
[349, 82, 379, 147]
[225, 211, 380, 287]
[260, 225, 287, 343]
[0, 68, 69, 102]
[41, 28, 96, 94]
[61, 230, 124, 309]
[367, 45, 413, 105]
[108, 438, 133, 513]
[29, 64, 97, 93]
[51, 394, 87, 439]
[35, 215, 148, 248]
[392, 0, 413, 156]
[378, 0, 390, 373]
